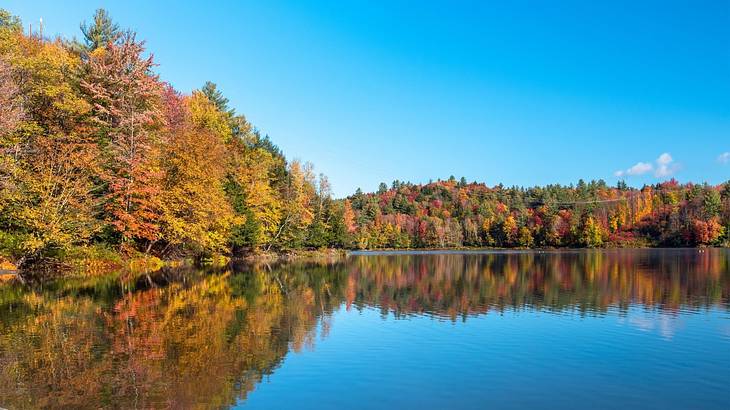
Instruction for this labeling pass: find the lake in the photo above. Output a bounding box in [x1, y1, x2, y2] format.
[1, 249, 729, 409]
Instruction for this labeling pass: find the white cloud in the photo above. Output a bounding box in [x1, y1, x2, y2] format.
[654, 152, 676, 177]
[657, 153, 672, 165]
[614, 152, 678, 179]
[627, 162, 654, 175]
[718, 152, 730, 164]
[615, 162, 652, 177]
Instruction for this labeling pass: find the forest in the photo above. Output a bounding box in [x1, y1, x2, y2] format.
[0, 9, 729, 270]
[348, 177, 729, 249]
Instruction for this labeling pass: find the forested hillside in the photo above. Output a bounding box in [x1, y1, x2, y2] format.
[347, 177, 729, 249]
[0, 9, 728, 270]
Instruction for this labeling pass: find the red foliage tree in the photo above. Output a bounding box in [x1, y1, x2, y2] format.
[80, 33, 163, 246]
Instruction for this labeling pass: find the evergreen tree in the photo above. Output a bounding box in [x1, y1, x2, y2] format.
[201, 81, 235, 117]
[80, 9, 120, 50]
[0, 9, 21, 31]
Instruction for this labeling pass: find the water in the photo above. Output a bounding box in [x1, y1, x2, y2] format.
[0, 249, 728, 409]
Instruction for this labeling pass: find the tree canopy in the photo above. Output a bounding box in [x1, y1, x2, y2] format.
[0, 7, 728, 271]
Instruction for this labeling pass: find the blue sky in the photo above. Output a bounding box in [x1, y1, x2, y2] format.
[6, 0, 730, 196]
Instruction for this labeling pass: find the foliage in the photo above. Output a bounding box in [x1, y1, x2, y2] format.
[79, 32, 164, 247]
[0, 8, 335, 268]
[346, 178, 730, 249]
[158, 91, 240, 255]
[0, 7, 727, 271]
[79, 8, 120, 51]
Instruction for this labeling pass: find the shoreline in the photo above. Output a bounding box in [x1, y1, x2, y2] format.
[349, 246, 719, 255]
[2, 245, 726, 282]
[236, 248, 349, 264]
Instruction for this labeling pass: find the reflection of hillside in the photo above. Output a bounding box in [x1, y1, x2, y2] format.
[0, 265, 347, 409]
[0, 250, 728, 408]
[346, 250, 730, 319]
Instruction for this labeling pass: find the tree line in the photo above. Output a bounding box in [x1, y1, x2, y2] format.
[0, 9, 728, 269]
[0, 9, 348, 267]
[346, 177, 729, 249]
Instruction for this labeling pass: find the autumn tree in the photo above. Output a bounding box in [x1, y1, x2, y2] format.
[157, 91, 239, 256]
[342, 199, 355, 231]
[0, 14, 98, 264]
[79, 32, 163, 249]
[270, 160, 316, 249]
[0, 58, 22, 132]
[693, 218, 724, 246]
[578, 214, 604, 247]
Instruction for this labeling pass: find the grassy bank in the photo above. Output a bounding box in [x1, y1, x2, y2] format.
[0, 246, 350, 283]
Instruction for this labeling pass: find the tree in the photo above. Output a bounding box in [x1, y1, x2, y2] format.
[692, 217, 724, 245]
[0, 9, 21, 32]
[271, 160, 316, 249]
[342, 200, 356, 234]
[578, 215, 604, 247]
[201, 81, 235, 117]
[306, 174, 330, 247]
[518, 226, 534, 247]
[0, 24, 98, 264]
[79, 32, 163, 248]
[80, 9, 120, 51]
[502, 215, 518, 246]
[0, 58, 22, 134]
[158, 92, 239, 256]
[326, 200, 352, 247]
[226, 141, 282, 248]
[227, 200, 262, 251]
[703, 190, 721, 218]
[2, 137, 99, 264]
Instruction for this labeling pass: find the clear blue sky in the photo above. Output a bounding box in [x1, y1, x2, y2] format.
[6, 0, 730, 196]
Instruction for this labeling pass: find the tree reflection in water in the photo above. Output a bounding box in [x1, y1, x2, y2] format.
[0, 249, 728, 408]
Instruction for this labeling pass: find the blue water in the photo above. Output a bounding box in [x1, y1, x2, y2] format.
[237, 249, 730, 410]
[239, 306, 730, 410]
[1, 249, 728, 409]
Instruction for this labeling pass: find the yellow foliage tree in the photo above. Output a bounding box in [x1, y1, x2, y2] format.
[0, 31, 99, 263]
[269, 160, 316, 249]
[158, 93, 240, 255]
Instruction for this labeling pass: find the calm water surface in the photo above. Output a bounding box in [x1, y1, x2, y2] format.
[1, 249, 729, 409]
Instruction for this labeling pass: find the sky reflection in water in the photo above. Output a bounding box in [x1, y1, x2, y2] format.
[0, 249, 728, 409]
